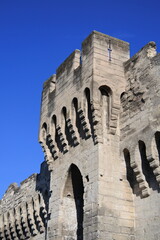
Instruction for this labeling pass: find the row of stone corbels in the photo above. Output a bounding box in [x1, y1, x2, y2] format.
[0, 193, 47, 240]
[39, 105, 95, 164]
[39, 85, 121, 164]
[39, 99, 101, 164]
[122, 131, 160, 198]
[147, 133, 160, 184]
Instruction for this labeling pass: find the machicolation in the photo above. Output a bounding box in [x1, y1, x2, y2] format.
[1, 30, 160, 240]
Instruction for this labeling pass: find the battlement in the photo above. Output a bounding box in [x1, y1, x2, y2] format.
[39, 31, 130, 161]
[1, 31, 160, 240]
[41, 31, 129, 96]
[82, 30, 129, 57]
[56, 49, 80, 79]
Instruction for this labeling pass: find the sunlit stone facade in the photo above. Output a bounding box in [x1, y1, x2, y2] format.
[1, 31, 160, 240]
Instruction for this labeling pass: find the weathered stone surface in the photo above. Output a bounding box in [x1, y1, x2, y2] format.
[1, 30, 160, 239]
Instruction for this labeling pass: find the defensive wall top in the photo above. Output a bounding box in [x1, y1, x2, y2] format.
[43, 30, 130, 89]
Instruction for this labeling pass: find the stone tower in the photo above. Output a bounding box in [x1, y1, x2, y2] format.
[1, 31, 160, 240]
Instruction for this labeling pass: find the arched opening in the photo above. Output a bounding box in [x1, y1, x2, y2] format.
[139, 140, 158, 190]
[51, 115, 57, 139]
[151, 132, 160, 167]
[84, 88, 92, 121]
[155, 132, 160, 162]
[51, 115, 63, 152]
[120, 92, 127, 108]
[123, 149, 136, 191]
[63, 164, 84, 240]
[84, 88, 94, 139]
[99, 85, 112, 129]
[41, 123, 47, 141]
[62, 107, 73, 146]
[72, 97, 85, 140]
[72, 98, 80, 131]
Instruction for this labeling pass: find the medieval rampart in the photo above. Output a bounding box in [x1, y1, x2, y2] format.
[0, 31, 160, 240]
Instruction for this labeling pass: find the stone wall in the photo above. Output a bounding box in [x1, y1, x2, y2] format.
[120, 41, 160, 240]
[39, 31, 134, 240]
[1, 31, 160, 240]
[0, 162, 49, 240]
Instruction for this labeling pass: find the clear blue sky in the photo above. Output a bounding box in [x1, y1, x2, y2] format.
[0, 0, 160, 198]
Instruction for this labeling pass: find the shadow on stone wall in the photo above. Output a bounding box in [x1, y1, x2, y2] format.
[35, 161, 51, 239]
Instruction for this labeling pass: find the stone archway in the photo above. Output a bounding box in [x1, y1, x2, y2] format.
[62, 164, 84, 240]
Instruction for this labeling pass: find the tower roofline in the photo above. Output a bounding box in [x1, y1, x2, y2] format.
[82, 30, 130, 47]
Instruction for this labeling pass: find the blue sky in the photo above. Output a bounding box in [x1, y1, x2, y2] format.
[0, 0, 160, 198]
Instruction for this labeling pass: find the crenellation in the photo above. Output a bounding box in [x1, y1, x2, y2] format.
[56, 49, 81, 79]
[1, 30, 160, 239]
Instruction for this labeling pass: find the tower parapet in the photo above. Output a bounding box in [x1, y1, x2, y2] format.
[1, 31, 160, 240]
[39, 31, 130, 164]
[38, 31, 133, 240]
